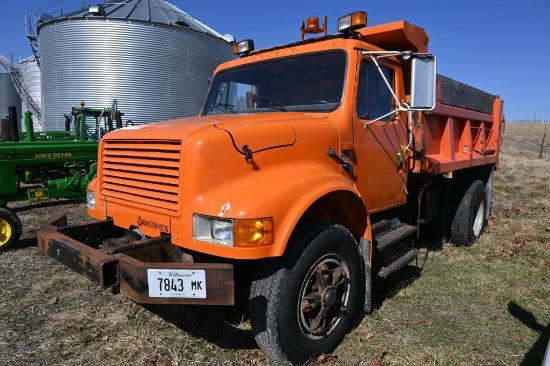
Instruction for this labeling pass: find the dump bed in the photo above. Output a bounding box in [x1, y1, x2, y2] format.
[412, 75, 504, 174]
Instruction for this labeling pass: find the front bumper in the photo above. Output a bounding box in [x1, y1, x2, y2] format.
[37, 214, 234, 305]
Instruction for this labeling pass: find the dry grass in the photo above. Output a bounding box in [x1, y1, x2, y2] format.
[0, 123, 548, 366]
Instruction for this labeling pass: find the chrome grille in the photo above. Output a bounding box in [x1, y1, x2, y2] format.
[101, 140, 181, 212]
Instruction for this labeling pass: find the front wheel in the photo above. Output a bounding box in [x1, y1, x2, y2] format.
[0, 207, 22, 252]
[249, 221, 362, 364]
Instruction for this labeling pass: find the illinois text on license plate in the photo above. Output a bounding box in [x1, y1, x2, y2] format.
[147, 269, 207, 298]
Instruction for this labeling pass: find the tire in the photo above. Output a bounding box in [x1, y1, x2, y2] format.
[249, 221, 362, 364]
[0, 207, 22, 252]
[451, 180, 487, 246]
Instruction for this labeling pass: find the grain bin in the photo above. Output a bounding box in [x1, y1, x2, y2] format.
[19, 56, 42, 131]
[37, 0, 235, 129]
[0, 56, 21, 123]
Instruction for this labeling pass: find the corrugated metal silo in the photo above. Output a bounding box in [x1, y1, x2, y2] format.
[37, 0, 235, 130]
[19, 56, 42, 131]
[0, 56, 21, 122]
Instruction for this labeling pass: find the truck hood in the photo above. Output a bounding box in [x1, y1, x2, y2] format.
[105, 113, 307, 153]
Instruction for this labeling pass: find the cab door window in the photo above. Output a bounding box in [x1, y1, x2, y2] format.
[356, 61, 394, 121]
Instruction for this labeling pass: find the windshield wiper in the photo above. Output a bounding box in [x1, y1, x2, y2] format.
[259, 95, 288, 112]
[213, 103, 237, 113]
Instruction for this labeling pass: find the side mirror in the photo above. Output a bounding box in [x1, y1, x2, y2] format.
[410, 56, 436, 110]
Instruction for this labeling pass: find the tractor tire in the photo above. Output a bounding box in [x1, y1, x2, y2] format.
[451, 180, 487, 246]
[0, 207, 22, 252]
[249, 221, 362, 364]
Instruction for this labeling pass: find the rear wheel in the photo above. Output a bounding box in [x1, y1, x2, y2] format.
[451, 180, 487, 246]
[249, 221, 362, 364]
[0, 208, 22, 252]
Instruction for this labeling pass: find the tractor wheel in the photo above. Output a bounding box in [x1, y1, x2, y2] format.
[451, 180, 487, 246]
[249, 221, 362, 364]
[0, 207, 22, 252]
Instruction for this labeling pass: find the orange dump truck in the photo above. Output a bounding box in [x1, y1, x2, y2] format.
[38, 11, 504, 364]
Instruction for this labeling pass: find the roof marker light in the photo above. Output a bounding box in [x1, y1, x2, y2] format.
[233, 39, 255, 57]
[338, 11, 367, 33]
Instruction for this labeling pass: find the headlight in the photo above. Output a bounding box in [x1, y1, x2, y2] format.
[194, 215, 233, 246]
[86, 189, 95, 209]
[211, 219, 233, 244]
[193, 214, 274, 247]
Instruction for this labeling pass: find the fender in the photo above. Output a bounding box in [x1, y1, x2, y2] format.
[185, 161, 364, 259]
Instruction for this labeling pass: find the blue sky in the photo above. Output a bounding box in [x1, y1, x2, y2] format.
[1, 0, 549, 122]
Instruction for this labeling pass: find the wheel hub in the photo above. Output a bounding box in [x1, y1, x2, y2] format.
[0, 219, 12, 246]
[323, 288, 337, 307]
[298, 255, 351, 338]
[473, 198, 485, 237]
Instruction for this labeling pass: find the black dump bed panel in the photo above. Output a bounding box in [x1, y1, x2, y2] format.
[437, 74, 495, 115]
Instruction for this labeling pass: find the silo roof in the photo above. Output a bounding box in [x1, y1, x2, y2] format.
[0, 55, 11, 74]
[21, 56, 38, 63]
[37, 0, 233, 42]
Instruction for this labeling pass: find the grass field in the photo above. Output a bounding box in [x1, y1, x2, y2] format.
[0, 122, 548, 366]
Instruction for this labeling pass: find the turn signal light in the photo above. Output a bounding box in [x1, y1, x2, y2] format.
[338, 11, 367, 33]
[234, 218, 274, 247]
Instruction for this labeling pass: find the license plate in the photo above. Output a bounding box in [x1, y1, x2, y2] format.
[147, 269, 206, 298]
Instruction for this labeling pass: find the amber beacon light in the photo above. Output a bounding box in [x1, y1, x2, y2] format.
[300, 15, 328, 40]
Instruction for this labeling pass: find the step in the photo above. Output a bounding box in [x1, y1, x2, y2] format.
[371, 219, 392, 238]
[375, 223, 417, 252]
[377, 248, 418, 278]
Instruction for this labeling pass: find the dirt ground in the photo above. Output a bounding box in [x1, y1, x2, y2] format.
[11, 199, 92, 246]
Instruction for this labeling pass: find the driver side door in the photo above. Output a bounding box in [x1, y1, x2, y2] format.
[353, 58, 409, 212]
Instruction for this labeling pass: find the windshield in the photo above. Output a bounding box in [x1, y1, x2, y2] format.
[202, 51, 347, 115]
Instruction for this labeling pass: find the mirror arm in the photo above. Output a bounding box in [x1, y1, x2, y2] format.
[368, 55, 407, 112]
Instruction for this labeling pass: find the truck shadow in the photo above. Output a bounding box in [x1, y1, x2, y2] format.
[143, 302, 258, 350]
[508, 301, 550, 365]
[143, 260, 426, 351]
[371, 264, 423, 312]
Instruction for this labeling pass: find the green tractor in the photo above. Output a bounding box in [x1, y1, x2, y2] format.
[0, 100, 125, 251]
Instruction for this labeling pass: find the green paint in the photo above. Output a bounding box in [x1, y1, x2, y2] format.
[0, 105, 122, 205]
